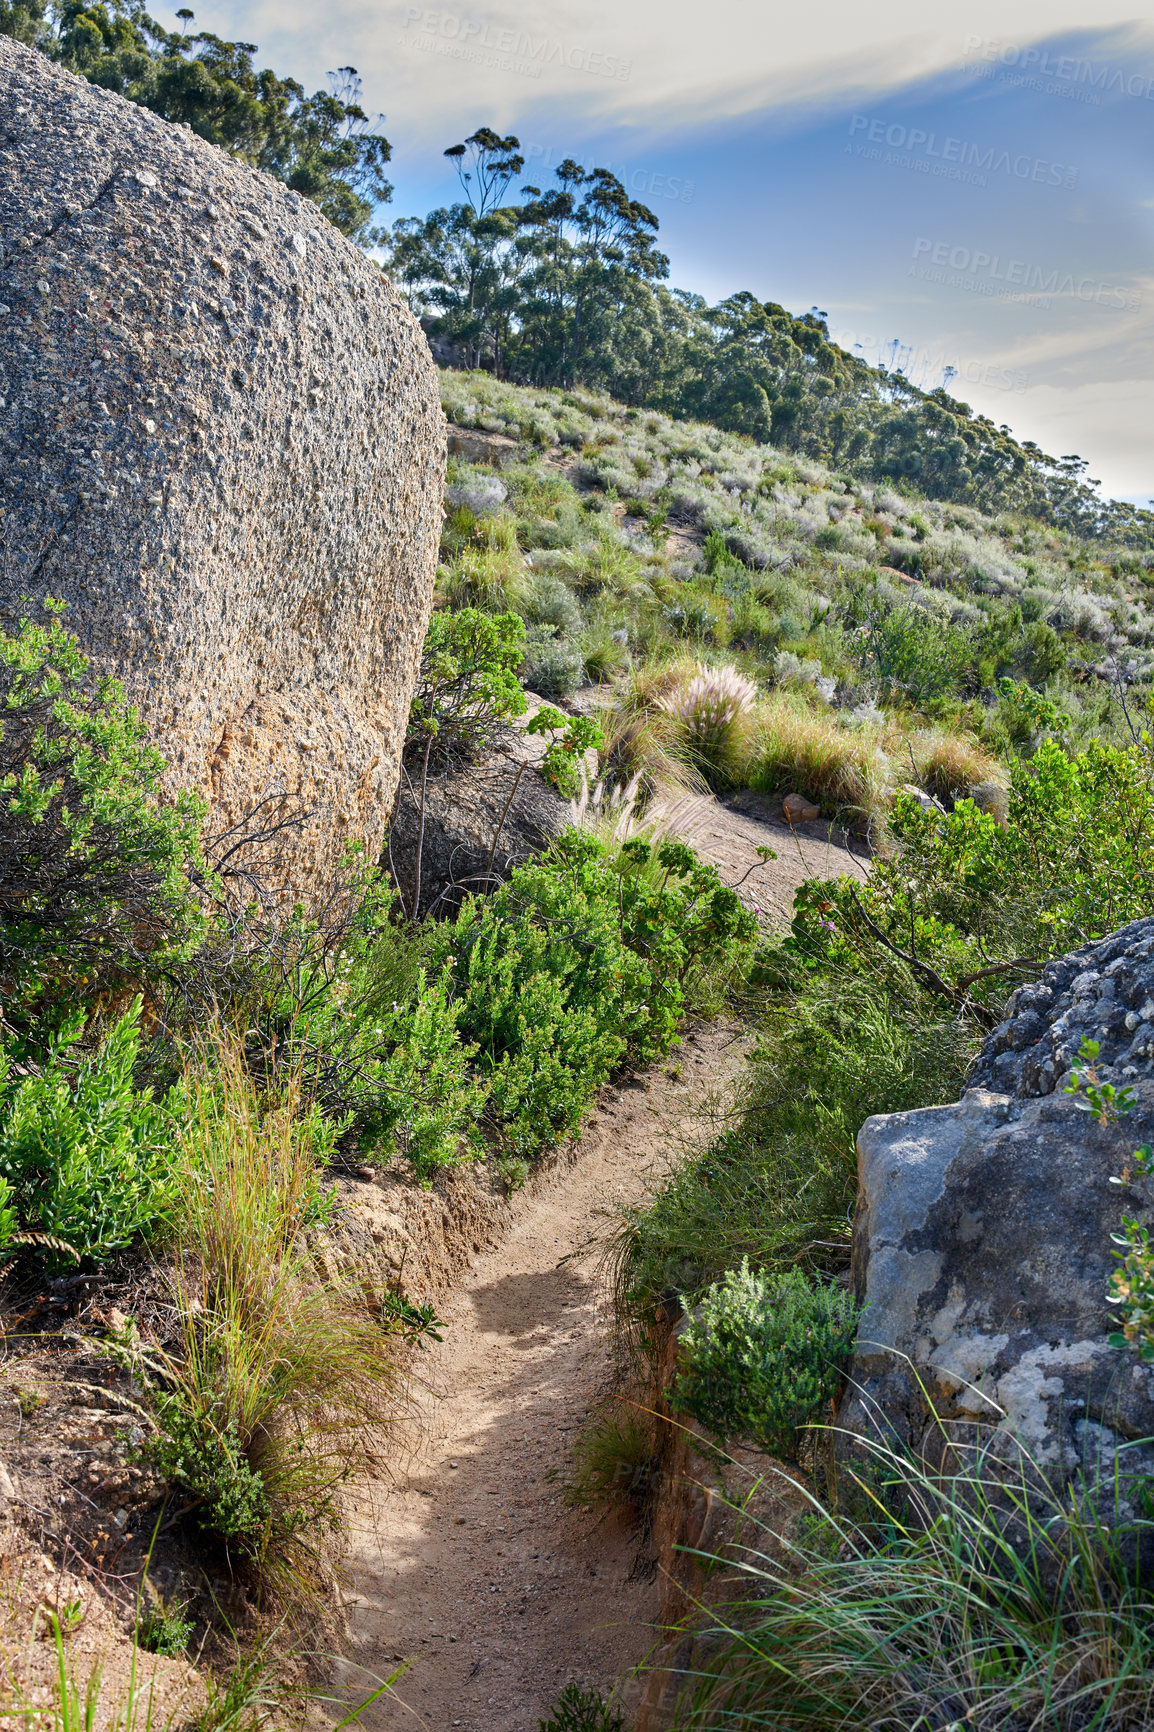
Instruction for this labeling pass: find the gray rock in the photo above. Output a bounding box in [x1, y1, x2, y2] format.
[970, 916, 1154, 1098]
[0, 38, 444, 902]
[387, 726, 570, 919]
[840, 926, 1154, 1558]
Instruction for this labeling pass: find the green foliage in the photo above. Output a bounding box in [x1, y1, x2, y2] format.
[378, 1289, 444, 1343]
[0, 1000, 175, 1267]
[439, 829, 755, 1156]
[285, 881, 485, 1179]
[0, 607, 209, 1026]
[539, 1683, 624, 1732]
[614, 975, 974, 1326]
[788, 738, 1154, 1024]
[672, 1427, 1154, 1732]
[1064, 1034, 1136, 1124]
[407, 608, 527, 769]
[565, 1405, 659, 1509]
[145, 1399, 279, 1551]
[526, 706, 603, 797]
[672, 1260, 860, 1457]
[848, 594, 977, 705]
[135, 1599, 194, 1658]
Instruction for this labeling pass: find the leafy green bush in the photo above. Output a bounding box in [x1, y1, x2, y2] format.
[146, 1400, 275, 1551]
[0, 606, 209, 1027]
[0, 1000, 176, 1267]
[135, 1599, 195, 1658]
[848, 595, 977, 705]
[672, 1261, 860, 1457]
[790, 736, 1154, 1023]
[437, 829, 756, 1156]
[406, 608, 527, 770]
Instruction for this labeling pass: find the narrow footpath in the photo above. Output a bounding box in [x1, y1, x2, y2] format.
[335, 1022, 749, 1732]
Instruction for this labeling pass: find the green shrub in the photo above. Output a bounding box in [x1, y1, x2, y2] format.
[438, 829, 756, 1157]
[406, 608, 527, 770]
[540, 1683, 624, 1732]
[672, 1261, 860, 1457]
[135, 1600, 195, 1658]
[520, 623, 583, 702]
[0, 1000, 176, 1267]
[0, 605, 209, 1026]
[791, 736, 1154, 1023]
[849, 595, 976, 705]
[146, 1399, 278, 1551]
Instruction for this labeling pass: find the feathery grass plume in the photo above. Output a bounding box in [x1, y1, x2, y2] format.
[658, 661, 759, 776]
[665, 1417, 1154, 1732]
[594, 706, 705, 805]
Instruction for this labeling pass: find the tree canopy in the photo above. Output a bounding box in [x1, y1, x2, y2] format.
[1, 1, 391, 240]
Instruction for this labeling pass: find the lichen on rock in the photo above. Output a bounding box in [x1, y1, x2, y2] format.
[0, 36, 445, 901]
[840, 919, 1154, 1559]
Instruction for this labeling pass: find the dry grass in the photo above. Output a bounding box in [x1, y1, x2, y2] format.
[743, 694, 894, 821]
[137, 1052, 404, 1611]
[910, 730, 1006, 806]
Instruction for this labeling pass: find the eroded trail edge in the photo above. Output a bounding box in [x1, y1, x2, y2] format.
[335, 1023, 747, 1732]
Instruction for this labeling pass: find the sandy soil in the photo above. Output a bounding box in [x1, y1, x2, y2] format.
[335, 1022, 748, 1732]
[674, 789, 870, 922]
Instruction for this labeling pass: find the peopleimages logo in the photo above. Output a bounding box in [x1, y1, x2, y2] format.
[911, 238, 1142, 312]
[963, 35, 1154, 103]
[399, 9, 632, 80]
[523, 141, 695, 204]
[846, 115, 1078, 189]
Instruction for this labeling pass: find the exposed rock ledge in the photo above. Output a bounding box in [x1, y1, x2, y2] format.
[839, 919, 1154, 1552]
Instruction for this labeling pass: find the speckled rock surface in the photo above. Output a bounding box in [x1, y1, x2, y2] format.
[0, 38, 444, 899]
[970, 916, 1154, 1098]
[840, 925, 1154, 1551]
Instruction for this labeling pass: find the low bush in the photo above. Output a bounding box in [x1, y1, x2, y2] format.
[0, 605, 209, 1030]
[436, 829, 756, 1156]
[790, 736, 1154, 1026]
[672, 1261, 860, 1458]
[135, 1599, 195, 1657]
[0, 999, 176, 1268]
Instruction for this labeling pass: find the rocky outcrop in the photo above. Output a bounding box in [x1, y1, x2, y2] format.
[387, 713, 570, 919]
[840, 919, 1154, 1546]
[0, 38, 444, 900]
[971, 916, 1154, 1099]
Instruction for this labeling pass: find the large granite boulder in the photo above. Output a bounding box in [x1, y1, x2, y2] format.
[0, 38, 444, 900]
[840, 919, 1154, 1540]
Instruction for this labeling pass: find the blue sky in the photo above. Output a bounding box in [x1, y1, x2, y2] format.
[167, 1, 1153, 500]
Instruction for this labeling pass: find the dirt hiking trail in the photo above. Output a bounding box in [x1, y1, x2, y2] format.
[334, 1024, 746, 1732]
